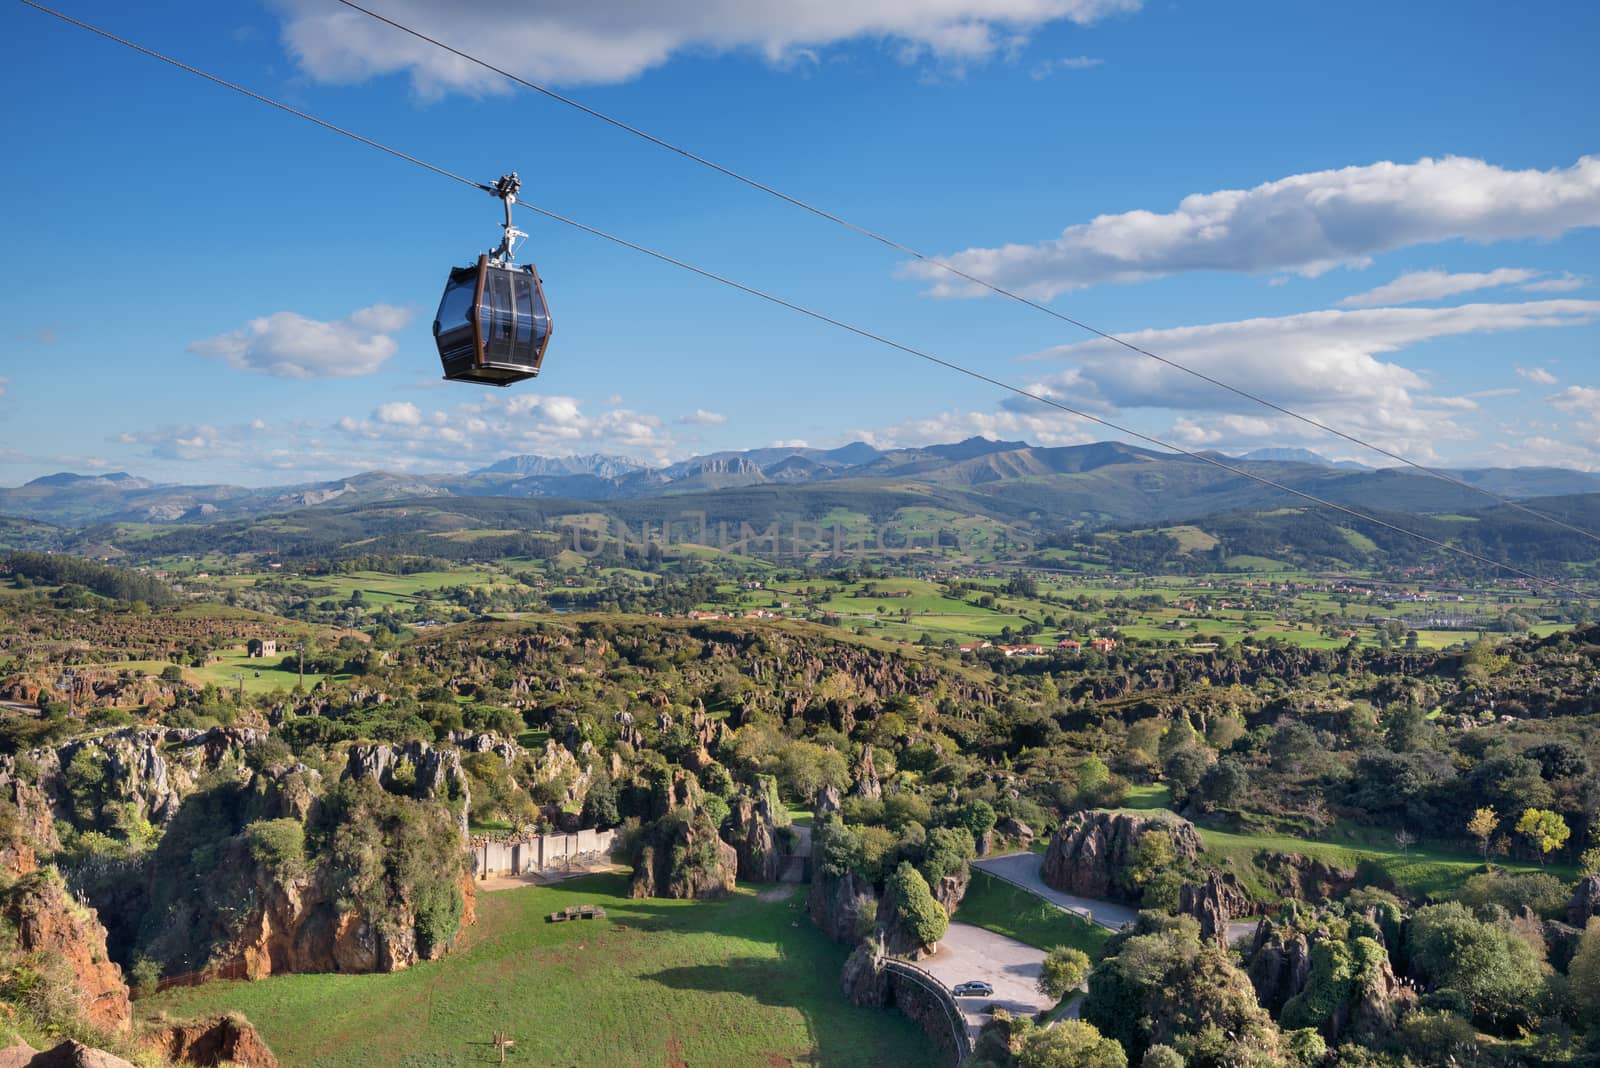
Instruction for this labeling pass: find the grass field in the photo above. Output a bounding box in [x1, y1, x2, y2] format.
[955, 871, 1109, 958]
[143, 874, 934, 1068]
[1098, 799, 1577, 903]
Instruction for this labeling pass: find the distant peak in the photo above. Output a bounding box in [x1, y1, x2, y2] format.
[24, 471, 146, 488]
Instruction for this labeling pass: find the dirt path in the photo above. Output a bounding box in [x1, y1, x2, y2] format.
[475, 863, 625, 892]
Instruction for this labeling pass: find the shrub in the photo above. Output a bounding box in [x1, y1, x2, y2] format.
[245, 819, 307, 880]
[888, 862, 947, 949]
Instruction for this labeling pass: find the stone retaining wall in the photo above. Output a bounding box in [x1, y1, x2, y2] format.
[473, 828, 617, 876]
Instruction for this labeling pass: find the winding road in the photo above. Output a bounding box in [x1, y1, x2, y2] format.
[972, 850, 1259, 944]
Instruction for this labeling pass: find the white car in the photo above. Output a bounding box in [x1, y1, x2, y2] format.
[952, 981, 994, 997]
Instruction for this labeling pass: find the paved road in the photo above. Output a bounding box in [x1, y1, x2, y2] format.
[919, 921, 1054, 1039]
[975, 851, 1259, 944]
[972, 852, 1138, 930]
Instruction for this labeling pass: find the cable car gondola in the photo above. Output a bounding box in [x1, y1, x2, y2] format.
[434, 173, 552, 386]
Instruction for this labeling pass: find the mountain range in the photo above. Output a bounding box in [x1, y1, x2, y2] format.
[2, 438, 1598, 530]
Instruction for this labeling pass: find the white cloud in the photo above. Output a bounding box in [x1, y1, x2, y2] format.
[374, 401, 423, 425]
[1030, 55, 1103, 78]
[190, 305, 414, 379]
[275, 0, 1139, 94]
[676, 408, 727, 426]
[1517, 366, 1559, 385]
[852, 407, 1095, 451]
[348, 304, 414, 331]
[768, 439, 811, 448]
[0, 377, 8, 399]
[997, 299, 1600, 460]
[1520, 272, 1589, 293]
[1505, 435, 1600, 472]
[1339, 267, 1540, 307]
[1550, 385, 1600, 415]
[115, 392, 682, 480]
[905, 155, 1600, 298]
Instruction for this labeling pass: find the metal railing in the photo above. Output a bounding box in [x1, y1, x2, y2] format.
[881, 957, 974, 1065]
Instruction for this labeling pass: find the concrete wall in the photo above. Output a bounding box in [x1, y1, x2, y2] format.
[474, 828, 617, 877]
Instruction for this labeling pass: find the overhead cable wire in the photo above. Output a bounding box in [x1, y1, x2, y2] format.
[327, 0, 1600, 548]
[16, 0, 1587, 597]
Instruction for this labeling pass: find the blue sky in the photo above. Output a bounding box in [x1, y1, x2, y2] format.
[1, 0, 1596, 486]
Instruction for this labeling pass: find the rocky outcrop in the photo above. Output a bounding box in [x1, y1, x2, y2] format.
[1567, 874, 1600, 927]
[995, 817, 1033, 848]
[0, 1040, 136, 1067]
[724, 792, 782, 882]
[852, 745, 882, 801]
[343, 740, 470, 835]
[0, 774, 59, 854]
[1259, 852, 1359, 903]
[1041, 810, 1201, 902]
[630, 810, 737, 900]
[1244, 914, 1416, 1044]
[1, 727, 263, 838]
[840, 940, 888, 1007]
[142, 1013, 278, 1068]
[1245, 920, 1313, 1015]
[0, 872, 131, 1032]
[527, 739, 593, 807]
[1178, 871, 1249, 945]
[932, 869, 970, 917]
[815, 785, 842, 819]
[807, 867, 877, 944]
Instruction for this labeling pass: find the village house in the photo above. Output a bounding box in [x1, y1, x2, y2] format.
[1056, 638, 1081, 650]
[246, 638, 277, 658]
[958, 641, 993, 652]
[1090, 637, 1119, 653]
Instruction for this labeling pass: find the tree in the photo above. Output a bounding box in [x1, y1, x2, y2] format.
[1405, 902, 1544, 1030]
[1162, 748, 1209, 804]
[1018, 1020, 1128, 1068]
[887, 862, 947, 950]
[1515, 807, 1570, 866]
[1038, 945, 1092, 999]
[1467, 807, 1498, 863]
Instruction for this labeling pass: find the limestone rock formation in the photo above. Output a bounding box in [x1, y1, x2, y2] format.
[1041, 810, 1201, 902]
[1, 727, 263, 839]
[343, 740, 470, 834]
[995, 816, 1033, 848]
[1245, 920, 1313, 1015]
[142, 1013, 278, 1068]
[814, 785, 842, 819]
[1178, 870, 1250, 944]
[630, 810, 737, 900]
[851, 744, 882, 801]
[807, 867, 876, 944]
[724, 792, 782, 882]
[1567, 874, 1600, 927]
[840, 941, 888, 1007]
[932, 868, 970, 917]
[527, 739, 593, 807]
[0, 871, 131, 1033]
[1243, 912, 1416, 1044]
[1259, 851, 1359, 902]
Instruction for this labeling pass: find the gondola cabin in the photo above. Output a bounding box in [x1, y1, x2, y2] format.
[434, 254, 552, 386]
[435, 172, 552, 387]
